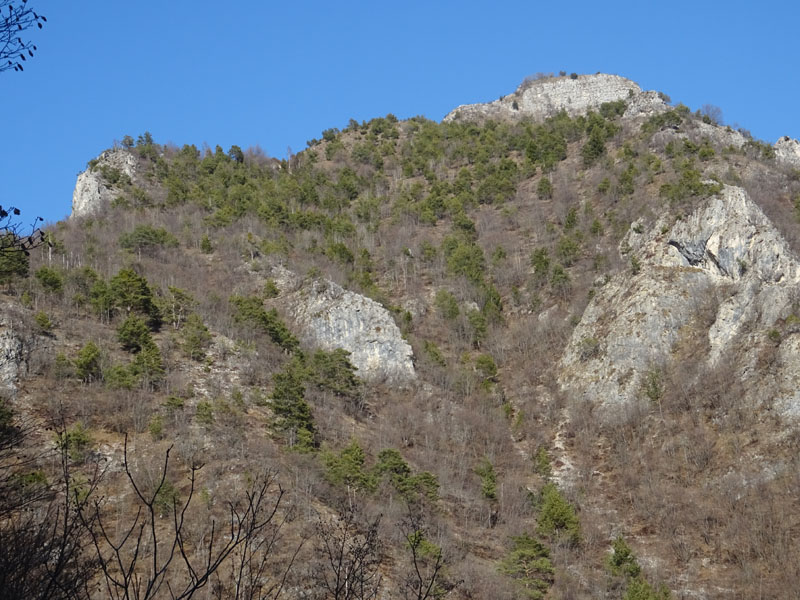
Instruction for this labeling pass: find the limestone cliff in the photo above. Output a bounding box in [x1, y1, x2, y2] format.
[71, 149, 138, 218]
[774, 136, 800, 168]
[0, 308, 32, 398]
[444, 73, 667, 123]
[559, 185, 800, 418]
[272, 268, 415, 384]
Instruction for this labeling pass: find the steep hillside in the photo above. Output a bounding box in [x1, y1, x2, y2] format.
[4, 73, 800, 599]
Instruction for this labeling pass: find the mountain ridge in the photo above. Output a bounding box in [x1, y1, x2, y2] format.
[6, 72, 800, 598]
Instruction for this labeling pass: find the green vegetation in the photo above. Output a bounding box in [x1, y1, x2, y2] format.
[181, 313, 212, 360]
[74, 342, 102, 383]
[536, 483, 580, 545]
[499, 534, 554, 599]
[323, 439, 375, 491]
[0, 238, 29, 283]
[117, 315, 153, 352]
[475, 456, 498, 500]
[57, 422, 92, 462]
[270, 359, 315, 451]
[11, 94, 795, 598]
[608, 536, 641, 578]
[231, 295, 299, 353]
[434, 289, 460, 320]
[119, 225, 179, 253]
[35, 266, 64, 293]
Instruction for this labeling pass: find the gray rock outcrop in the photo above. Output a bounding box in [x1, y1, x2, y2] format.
[444, 74, 667, 123]
[276, 271, 415, 384]
[71, 149, 138, 218]
[0, 311, 29, 398]
[559, 185, 800, 417]
[774, 136, 800, 168]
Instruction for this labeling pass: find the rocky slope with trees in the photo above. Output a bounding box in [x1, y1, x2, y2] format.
[4, 72, 800, 599]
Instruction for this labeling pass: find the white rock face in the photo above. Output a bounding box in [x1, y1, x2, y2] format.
[71, 149, 138, 218]
[559, 185, 800, 417]
[693, 121, 748, 149]
[774, 136, 800, 167]
[444, 74, 667, 123]
[283, 277, 415, 384]
[0, 312, 27, 397]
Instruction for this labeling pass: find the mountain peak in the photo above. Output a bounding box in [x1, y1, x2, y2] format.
[444, 72, 667, 123]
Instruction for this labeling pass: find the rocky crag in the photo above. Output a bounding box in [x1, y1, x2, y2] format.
[444, 73, 667, 123]
[775, 135, 800, 168]
[71, 149, 138, 218]
[558, 184, 800, 418]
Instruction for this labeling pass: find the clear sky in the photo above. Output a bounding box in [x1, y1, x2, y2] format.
[1, 0, 798, 225]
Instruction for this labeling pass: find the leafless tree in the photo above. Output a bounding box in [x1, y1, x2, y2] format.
[0, 206, 46, 254]
[1, 0, 46, 72]
[78, 435, 298, 600]
[313, 503, 382, 600]
[0, 414, 98, 599]
[399, 507, 458, 600]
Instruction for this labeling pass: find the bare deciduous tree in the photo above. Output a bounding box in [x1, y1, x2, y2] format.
[1, 0, 46, 73]
[78, 435, 298, 600]
[313, 503, 382, 600]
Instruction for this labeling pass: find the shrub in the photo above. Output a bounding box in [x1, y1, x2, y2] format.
[117, 315, 153, 353]
[181, 313, 212, 361]
[537, 177, 553, 200]
[153, 479, 180, 517]
[0, 238, 29, 283]
[475, 457, 498, 500]
[104, 364, 137, 390]
[35, 266, 64, 293]
[607, 536, 641, 579]
[623, 578, 672, 600]
[423, 340, 446, 367]
[200, 235, 213, 254]
[434, 289, 460, 320]
[323, 439, 376, 491]
[467, 310, 487, 348]
[550, 264, 571, 295]
[57, 423, 92, 462]
[263, 279, 280, 298]
[556, 235, 580, 266]
[131, 343, 165, 389]
[581, 126, 607, 165]
[499, 533, 554, 599]
[195, 401, 214, 426]
[230, 295, 299, 353]
[108, 268, 161, 326]
[530, 248, 550, 279]
[475, 353, 498, 384]
[119, 225, 178, 253]
[34, 311, 53, 333]
[308, 349, 361, 399]
[148, 414, 164, 440]
[537, 483, 580, 545]
[74, 342, 102, 383]
[443, 239, 485, 284]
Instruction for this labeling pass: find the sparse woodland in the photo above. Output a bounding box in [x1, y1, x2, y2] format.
[3, 79, 800, 598]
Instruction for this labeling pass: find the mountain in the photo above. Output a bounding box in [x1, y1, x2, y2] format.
[4, 73, 800, 599]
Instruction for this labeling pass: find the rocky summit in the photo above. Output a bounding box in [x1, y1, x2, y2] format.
[7, 73, 800, 599]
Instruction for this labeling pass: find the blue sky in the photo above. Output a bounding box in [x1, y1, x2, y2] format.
[2, 1, 798, 225]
